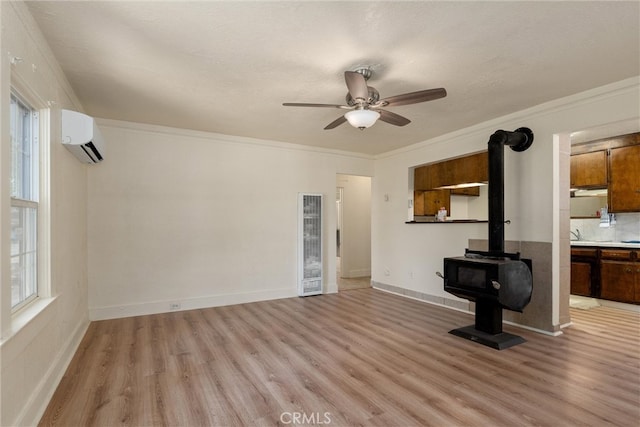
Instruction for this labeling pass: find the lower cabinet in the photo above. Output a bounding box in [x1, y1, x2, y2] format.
[570, 247, 598, 297]
[570, 261, 593, 297]
[571, 246, 639, 304]
[600, 260, 637, 303]
[599, 249, 639, 304]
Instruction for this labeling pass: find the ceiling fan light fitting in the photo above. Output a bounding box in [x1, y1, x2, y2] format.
[345, 109, 380, 129]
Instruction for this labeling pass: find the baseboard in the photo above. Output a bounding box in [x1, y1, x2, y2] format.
[503, 320, 563, 336]
[15, 317, 89, 427]
[598, 299, 640, 312]
[342, 268, 371, 279]
[373, 281, 563, 336]
[372, 281, 471, 313]
[89, 287, 298, 321]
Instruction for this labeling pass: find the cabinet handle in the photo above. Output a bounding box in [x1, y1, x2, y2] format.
[626, 268, 633, 273]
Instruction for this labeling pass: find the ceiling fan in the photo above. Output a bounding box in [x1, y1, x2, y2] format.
[283, 68, 447, 130]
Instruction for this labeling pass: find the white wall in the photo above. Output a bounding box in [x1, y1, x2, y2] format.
[372, 77, 640, 332]
[337, 174, 371, 278]
[0, 2, 89, 425]
[87, 120, 373, 320]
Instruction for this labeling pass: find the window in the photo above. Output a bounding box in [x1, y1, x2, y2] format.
[10, 92, 39, 310]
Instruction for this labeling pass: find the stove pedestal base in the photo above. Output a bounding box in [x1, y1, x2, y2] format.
[449, 325, 526, 350]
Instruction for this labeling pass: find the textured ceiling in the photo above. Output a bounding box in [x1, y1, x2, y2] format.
[26, 1, 640, 155]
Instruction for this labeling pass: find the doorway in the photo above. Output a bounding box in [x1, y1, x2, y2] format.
[564, 121, 640, 316]
[336, 174, 372, 291]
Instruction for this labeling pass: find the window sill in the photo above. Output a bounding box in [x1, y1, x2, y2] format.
[1, 296, 58, 347]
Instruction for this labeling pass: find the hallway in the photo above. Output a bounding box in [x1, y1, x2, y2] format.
[336, 257, 371, 291]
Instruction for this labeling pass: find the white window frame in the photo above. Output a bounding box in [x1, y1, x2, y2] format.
[10, 91, 40, 311]
[7, 86, 51, 316]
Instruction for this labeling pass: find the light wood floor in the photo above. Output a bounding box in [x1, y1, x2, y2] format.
[40, 289, 639, 426]
[336, 256, 371, 291]
[337, 275, 371, 291]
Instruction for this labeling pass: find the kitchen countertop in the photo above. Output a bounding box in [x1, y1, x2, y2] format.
[571, 240, 640, 249]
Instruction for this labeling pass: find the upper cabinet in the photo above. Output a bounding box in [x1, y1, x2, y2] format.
[413, 151, 487, 217]
[609, 145, 640, 212]
[426, 152, 488, 189]
[570, 151, 607, 188]
[571, 132, 640, 213]
[414, 165, 431, 190]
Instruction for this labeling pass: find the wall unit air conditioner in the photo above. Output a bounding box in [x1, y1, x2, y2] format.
[298, 193, 323, 296]
[61, 109, 105, 163]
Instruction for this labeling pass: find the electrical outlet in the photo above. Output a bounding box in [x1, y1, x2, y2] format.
[169, 302, 181, 311]
[384, 267, 390, 276]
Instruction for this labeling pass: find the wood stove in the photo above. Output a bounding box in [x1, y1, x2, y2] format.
[442, 128, 534, 350]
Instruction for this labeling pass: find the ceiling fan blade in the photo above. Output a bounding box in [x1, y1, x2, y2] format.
[283, 102, 349, 109]
[379, 88, 447, 107]
[377, 109, 411, 126]
[344, 71, 369, 102]
[324, 115, 347, 130]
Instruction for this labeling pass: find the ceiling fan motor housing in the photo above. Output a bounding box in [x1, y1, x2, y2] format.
[346, 87, 380, 106]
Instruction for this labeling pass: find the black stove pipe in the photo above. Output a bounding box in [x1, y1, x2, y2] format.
[487, 127, 534, 253]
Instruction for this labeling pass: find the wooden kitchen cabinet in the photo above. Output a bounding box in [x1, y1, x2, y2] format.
[413, 152, 487, 216]
[414, 151, 487, 209]
[570, 151, 607, 188]
[427, 161, 454, 189]
[424, 190, 450, 216]
[458, 152, 488, 185]
[600, 261, 636, 303]
[414, 166, 430, 190]
[428, 152, 488, 189]
[571, 261, 593, 297]
[413, 190, 425, 215]
[570, 247, 598, 297]
[413, 190, 450, 216]
[570, 133, 639, 213]
[599, 249, 639, 304]
[448, 153, 486, 197]
[608, 145, 640, 212]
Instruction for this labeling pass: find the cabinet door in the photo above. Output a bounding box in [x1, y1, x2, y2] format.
[570, 151, 607, 188]
[570, 261, 592, 297]
[427, 161, 454, 188]
[423, 189, 451, 216]
[428, 152, 488, 189]
[413, 191, 425, 216]
[458, 152, 488, 184]
[600, 260, 635, 303]
[414, 166, 430, 190]
[414, 190, 452, 216]
[608, 145, 640, 212]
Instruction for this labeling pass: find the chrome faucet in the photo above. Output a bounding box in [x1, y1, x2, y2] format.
[570, 229, 582, 241]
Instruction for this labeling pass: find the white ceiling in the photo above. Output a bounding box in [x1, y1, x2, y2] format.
[26, 1, 640, 155]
